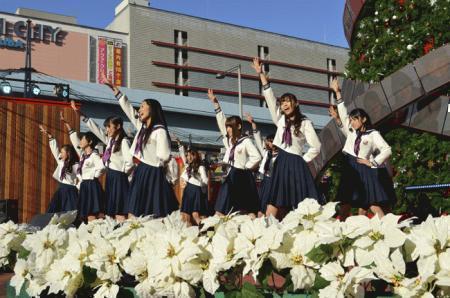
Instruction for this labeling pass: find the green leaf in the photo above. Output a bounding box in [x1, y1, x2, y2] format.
[118, 287, 135, 298]
[241, 282, 264, 298]
[224, 289, 242, 298]
[312, 274, 330, 291]
[305, 244, 333, 264]
[82, 266, 97, 286]
[17, 247, 30, 260]
[257, 259, 273, 289]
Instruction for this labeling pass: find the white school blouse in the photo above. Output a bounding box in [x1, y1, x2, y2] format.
[165, 157, 179, 185]
[117, 93, 171, 167]
[262, 85, 321, 162]
[253, 130, 277, 176]
[48, 138, 79, 186]
[178, 145, 209, 188]
[82, 116, 134, 173]
[337, 101, 392, 167]
[215, 109, 262, 170]
[69, 132, 106, 180]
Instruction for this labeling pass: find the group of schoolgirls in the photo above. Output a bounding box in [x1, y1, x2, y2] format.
[41, 57, 396, 224]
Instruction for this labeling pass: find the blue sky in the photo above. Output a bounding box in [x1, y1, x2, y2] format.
[1, 0, 348, 48]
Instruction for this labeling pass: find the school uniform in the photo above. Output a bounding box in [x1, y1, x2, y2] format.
[335, 100, 396, 209]
[69, 132, 106, 217]
[117, 92, 179, 217]
[165, 156, 179, 186]
[262, 84, 322, 209]
[178, 145, 209, 215]
[82, 116, 133, 216]
[253, 130, 278, 213]
[214, 108, 262, 214]
[46, 138, 79, 213]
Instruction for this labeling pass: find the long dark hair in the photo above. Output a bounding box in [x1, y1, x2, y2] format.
[142, 99, 171, 146]
[81, 132, 99, 150]
[225, 116, 242, 145]
[105, 116, 126, 153]
[280, 93, 307, 137]
[349, 108, 373, 131]
[187, 149, 202, 175]
[61, 144, 79, 173]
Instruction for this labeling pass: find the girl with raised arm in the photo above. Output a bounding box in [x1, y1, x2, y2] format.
[39, 124, 79, 213]
[70, 101, 133, 221]
[61, 113, 105, 222]
[104, 77, 178, 218]
[208, 89, 262, 216]
[329, 78, 395, 218]
[252, 57, 322, 218]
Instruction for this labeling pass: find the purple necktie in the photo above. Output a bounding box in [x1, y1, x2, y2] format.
[77, 153, 91, 175]
[354, 131, 366, 156]
[186, 166, 192, 178]
[228, 137, 246, 164]
[102, 138, 116, 165]
[263, 150, 273, 173]
[282, 122, 292, 146]
[134, 126, 146, 155]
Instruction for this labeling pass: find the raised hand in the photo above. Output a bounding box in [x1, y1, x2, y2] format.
[207, 89, 217, 103]
[101, 73, 120, 96]
[251, 57, 262, 74]
[331, 78, 341, 94]
[170, 132, 181, 144]
[244, 112, 254, 124]
[39, 124, 52, 138]
[328, 105, 339, 119]
[70, 100, 78, 112]
[59, 111, 66, 123]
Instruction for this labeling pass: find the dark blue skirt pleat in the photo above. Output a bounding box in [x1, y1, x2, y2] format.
[337, 154, 396, 209]
[214, 167, 259, 214]
[268, 149, 320, 209]
[259, 175, 272, 213]
[105, 168, 130, 216]
[180, 182, 208, 215]
[127, 162, 179, 217]
[78, 179, 104, 217]
[47, 183, 78, 213]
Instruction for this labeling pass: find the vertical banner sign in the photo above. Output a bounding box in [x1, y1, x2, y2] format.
[106, 39, 115, 82]
[97, 37, 107, 83]
[114, 40, 123, 86]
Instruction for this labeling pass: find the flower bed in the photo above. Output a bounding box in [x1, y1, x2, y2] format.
[1, 200, 449, 297]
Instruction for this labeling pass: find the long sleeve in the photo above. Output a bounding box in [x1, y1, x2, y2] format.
[178, 144, 187, 165]
[302, 120, 321, 163]
[215, 109, 227, 137]
[118, 94, 141, 130]
[336, 102, 351, 137]
[372, 131, 392, 166]
[92, 154, 106, 178]
[82, 116, 108, 145]
[69, 131, 82, 157]
[155, 129, 171, 163]
[244, 140, 262, 170]
[262, 86, 282, 125]
[199, 166, 208, 187]
[48, 138, 60, 161]
[121, 138, 134, 173]
[253, 130, 264, 155]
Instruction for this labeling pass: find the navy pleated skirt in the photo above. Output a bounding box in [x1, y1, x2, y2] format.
[105, 168, 130, 216]
[78, 179, 104, 217]
[268, 149, 320, 209]
[127, 162, 179, 217]
[259, 175, 272, 214]
[337, 154, 396, 209]
[180, 182, 208, 215]
[47, 183, 78, 213]
[215, 167, 259, 214]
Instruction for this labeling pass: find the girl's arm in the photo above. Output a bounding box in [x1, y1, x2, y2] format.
[121, 138, 134, 173]
[70, 100, 108, 145]
[302, 120, 322, 163]
[155, 129, 171, 163]
[251, 58, 281, 124]
[244, 139, 262, 170]
[246, 112, 264, 154]
[92, 154, 106, 178]
[60, 112, 82, 157]
[331, 78, 350, 137]
[39, 124, 60, 161]
[199, 166, 209, 186]
[208, 89, 227, 139]
[371, 132, 392, 167]
[103, 75, 141, 129]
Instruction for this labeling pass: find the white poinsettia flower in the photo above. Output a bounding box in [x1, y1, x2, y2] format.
[0, 221, 26, 267]
[10, 258, 32, 295]
[408, 215, 448, 261]
[354, 214, 407, 266]
[45, 255, 83, 297]
[318, 262, 374, 298]
[94, 282, 119, 298]
[208, 226, 238, 272]
[88, 237, 128, 283]
[283, 199, 338, 231]
[436, 250, 450, 287]
[48, 210, 78, 228]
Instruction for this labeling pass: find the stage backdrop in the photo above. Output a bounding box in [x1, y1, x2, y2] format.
[0, 96, 79, 223]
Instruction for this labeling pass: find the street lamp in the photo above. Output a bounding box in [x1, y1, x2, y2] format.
[215, 64, 242, 119]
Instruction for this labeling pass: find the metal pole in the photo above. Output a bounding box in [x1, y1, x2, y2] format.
[24, 19, 32, 97]
[237, 64, 242, 119]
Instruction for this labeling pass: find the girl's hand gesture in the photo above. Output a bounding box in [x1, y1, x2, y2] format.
[39, 124, 52, 138]
[70, 100, 79, 112]
[207, 89, 217, 103]
[328, 105, 339, 119]
[357, 158, 372, 168]
[60, 112, 72, 131]
[244, 112, 254, 124]
[331, 78, 341, 94]
[251, 57, 263, 74]
[102, 73, 120, 96]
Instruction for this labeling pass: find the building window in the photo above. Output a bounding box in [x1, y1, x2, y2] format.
[174, 30, 188, 96]
[327, 58, 337, 104]
[258, 46, 269, 107]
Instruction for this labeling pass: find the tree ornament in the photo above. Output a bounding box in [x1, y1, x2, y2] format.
[423, 36, 435, 54]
